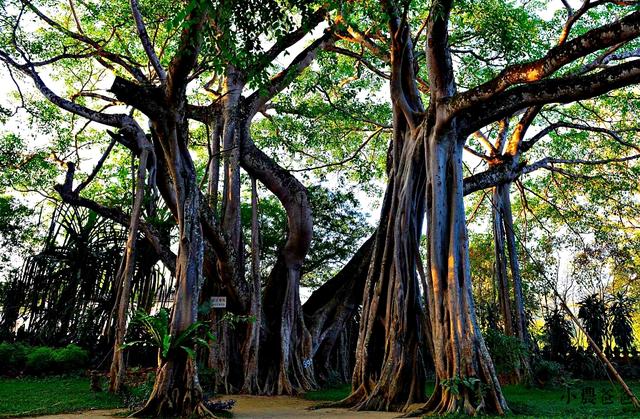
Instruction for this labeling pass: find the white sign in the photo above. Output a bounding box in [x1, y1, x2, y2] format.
[211, 296, 227, 308]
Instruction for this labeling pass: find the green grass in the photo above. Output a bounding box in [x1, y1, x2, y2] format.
[304, 380, 640, 418]
[2, 376, 639, 418]
[0, 376, 123, 417]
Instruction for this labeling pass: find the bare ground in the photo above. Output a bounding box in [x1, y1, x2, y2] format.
[28, 395, 404, 418]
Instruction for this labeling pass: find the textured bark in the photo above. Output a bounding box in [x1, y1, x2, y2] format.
[409, 133, 506, 416]
[241, 177, 262, 393]
[491, 181, 531, 384]
[338, 121, 428, 411]
[499, 189, 526, 344]
[205, 69, 249, 394]
[492, 185, 514, 337]
[336, 3, 429, 410]
[207, 117, 222, 213]
[133, 8, 211, 409]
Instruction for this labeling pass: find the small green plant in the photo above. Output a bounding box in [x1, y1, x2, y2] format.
[25, 347, 55, 374]
[220, 313, 257, 329]
[24, 344, 89, 375]
[441, 376, 482, 396]
[52, 344, 89, 372]
[121, 371, 156, 410]
[122, 309, 215, 362]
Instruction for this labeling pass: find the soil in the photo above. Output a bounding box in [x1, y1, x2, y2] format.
[28, 395, 404, 418]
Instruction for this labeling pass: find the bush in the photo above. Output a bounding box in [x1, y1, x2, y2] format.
[566, 348, 605, 379]
[0, 342, 29, 375]
[1, 343, 90, 376]
[531, 358, 563, 387]
[25, 347, 56, 374]
[52, 344, 89, 372]
[484, 329, 528, 375]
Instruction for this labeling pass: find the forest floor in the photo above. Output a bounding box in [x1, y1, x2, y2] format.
[2, 377, 640, 418]
[23, 395, 399, 418]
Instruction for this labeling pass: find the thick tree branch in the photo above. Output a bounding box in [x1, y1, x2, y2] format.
[0, 50, 128, 127]
[452, 10, 640, 114]
[425, 0, 455, 100]
[250, 7, 328, 76]
[166, 6, 207, 99]
[384, 0, 424, 128]
[461, 59, 640, 133]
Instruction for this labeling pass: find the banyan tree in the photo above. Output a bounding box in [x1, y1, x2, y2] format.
[2, 0, 640, 417]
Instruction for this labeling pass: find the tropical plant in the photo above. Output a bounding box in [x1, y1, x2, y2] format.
[608, 291, 636, 351]
[122, 309, 215, 363]
[577, 294, 607, 349]
[543, 309, 574, 362]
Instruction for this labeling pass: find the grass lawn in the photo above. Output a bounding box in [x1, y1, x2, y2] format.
[0, 376, 123, 417]
[305, 380, 640, 418]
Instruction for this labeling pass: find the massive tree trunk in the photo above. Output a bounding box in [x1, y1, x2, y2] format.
[338, 117, 428, 411]
[205, 68, 249, 395]
[135, 123, 209, 415]
[412, 131, 507, 416]
[334, 5, 430, 411]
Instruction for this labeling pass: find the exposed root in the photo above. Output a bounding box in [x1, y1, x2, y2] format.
[131, 400, 216, 418]
[404, 385, 507, 417]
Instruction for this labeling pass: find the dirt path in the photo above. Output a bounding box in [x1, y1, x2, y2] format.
[28, 396, 404, 418]
[225, 395, 402, 418]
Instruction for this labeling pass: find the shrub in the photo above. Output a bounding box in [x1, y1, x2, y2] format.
[52, 344, 89, 373]
[484, 329, 528, 375]
[566, 348, 605, 379]
[531, 357, 563, 387]
[11, 343, 90, 375]
[25, 346, 56, 374]
[0, 342, 29, 375]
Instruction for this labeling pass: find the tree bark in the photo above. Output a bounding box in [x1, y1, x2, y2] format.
[492, 185, 514, 338]
[338, 117, 428, 411]
[108, 144, 150, 393]
[501, 186, 528, 347]
[134, 127, 209, 415]
[491, 181, 531, 384]
[241, 177, 262, 393]
[411, 132, 507, 416]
